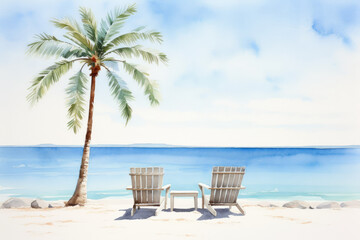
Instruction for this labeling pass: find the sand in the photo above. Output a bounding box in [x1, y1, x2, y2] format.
[1, 198, 359, 240]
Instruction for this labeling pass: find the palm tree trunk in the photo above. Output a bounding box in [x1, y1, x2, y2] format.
[66, 72, 97, 206]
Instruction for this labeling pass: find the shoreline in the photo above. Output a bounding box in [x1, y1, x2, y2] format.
[2, 197, 360, 210]
[2, 194, 360, 202]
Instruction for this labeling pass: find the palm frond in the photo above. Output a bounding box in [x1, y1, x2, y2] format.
[122, 61, 160, 105]
[102, 57, 120, 71]
[96, 19, 109, 53]
[28, 4, 166, 132]
[106, 70, 134, 124]
[103, 29, 163, 52]
[27, 60, 74, 104]
[66, 71, 88, 133]
[52, 18, 94, 53]
[100, 4, 137, 49]
[27, 33, 85, 58]
[79, 7, 97, 43]
[109, 45, 168, 65]
[61, 49, 89, 58]
[62, 35, 92, 56]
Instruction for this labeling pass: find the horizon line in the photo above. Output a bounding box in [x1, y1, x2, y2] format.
[0, 143, 359, 149]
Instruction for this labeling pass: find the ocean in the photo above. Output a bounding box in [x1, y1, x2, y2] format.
[0, 147, 359, 202]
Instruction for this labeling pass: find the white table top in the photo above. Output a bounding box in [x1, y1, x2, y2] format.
[170, 190, 198, 194]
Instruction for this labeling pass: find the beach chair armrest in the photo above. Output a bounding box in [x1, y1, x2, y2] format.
[126, 186, 133, 190]
[240, 186, 246, 189]
[161, 184, 171, 190]
[198, 183, 210, 189]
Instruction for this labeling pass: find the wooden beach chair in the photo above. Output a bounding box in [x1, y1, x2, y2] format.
[126, 167, 171, 216]
[198, 166, 246, 216]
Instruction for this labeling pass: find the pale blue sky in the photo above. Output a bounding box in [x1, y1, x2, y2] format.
[0, 0, 359, 146]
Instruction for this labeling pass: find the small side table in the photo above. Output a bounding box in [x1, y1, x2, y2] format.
[170, 190, 198, 211]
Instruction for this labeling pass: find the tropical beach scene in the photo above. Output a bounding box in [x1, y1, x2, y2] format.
[1, 0, 360, 239]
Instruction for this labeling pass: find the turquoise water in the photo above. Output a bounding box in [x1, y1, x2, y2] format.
[0, 147, 360, 201]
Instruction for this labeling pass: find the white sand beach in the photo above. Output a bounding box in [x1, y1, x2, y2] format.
[1, 198, 360, 240]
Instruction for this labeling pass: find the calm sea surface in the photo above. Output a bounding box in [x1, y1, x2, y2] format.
[0, 147, 359, 201]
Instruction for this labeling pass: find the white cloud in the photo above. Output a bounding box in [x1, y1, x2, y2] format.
[13, 164, 26, 168]
[0, 185, 13, 191]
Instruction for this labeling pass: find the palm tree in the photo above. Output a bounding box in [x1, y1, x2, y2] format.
[27, 4, 167, 206]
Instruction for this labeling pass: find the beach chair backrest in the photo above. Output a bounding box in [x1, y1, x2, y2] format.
[130, 167, 164, 204]
[210, 166, 245, 204]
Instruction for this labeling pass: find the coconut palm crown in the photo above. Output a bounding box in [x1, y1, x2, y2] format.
[27, 4, 168, 206]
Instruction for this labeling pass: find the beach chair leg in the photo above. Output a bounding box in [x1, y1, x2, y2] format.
[229, 206, 232, 210]
[235, 203, 245, 215]
[137, 206, 140, 210]
[199, 185, 205, 209]
[204, 197, 216, 216]
[165, 187, 170, 209]
[131, 205, 136, 216]
[155, 199, 165, 216]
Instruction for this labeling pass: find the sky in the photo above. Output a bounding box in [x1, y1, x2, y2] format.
[0, 0, 359, 147]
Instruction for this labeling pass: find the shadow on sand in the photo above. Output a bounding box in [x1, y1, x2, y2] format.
[196, 208, 244, 220]
[115, 208, 157, 220]
[115, 207, 244, 221]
